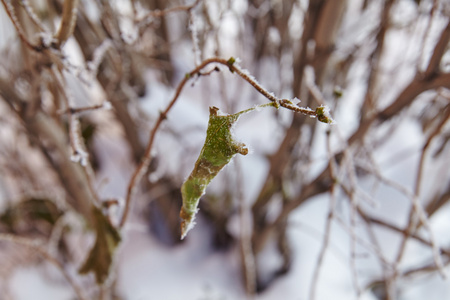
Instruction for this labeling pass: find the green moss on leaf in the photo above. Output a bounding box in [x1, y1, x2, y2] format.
[180, 106, 249, 239]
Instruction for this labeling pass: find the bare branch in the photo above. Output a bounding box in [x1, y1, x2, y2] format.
[119, 57, 332, 228]
[0, 0, 42, 51]
[54, 0, 79, 47]
[423, 19, 450, 78]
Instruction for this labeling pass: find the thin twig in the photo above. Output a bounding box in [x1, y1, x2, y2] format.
[59, 101, 112, 115]
[188, 9, 201, 66]
[49, 67, 101, 207]
[136, 0, 201, 22]
[309, 132, 337, 300]
[236, 159, 257, 296]
[54, 0, 79, 47]
[19, 0, 46, 32]
[119, 57, 325, 228]
[1, 0, 42, 51]
[393, 107, 450, 279]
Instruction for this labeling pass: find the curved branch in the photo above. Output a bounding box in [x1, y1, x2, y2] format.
[119, 57, 328, 228]
[54, 0, 79, 47]
[1, 0, 42, 51]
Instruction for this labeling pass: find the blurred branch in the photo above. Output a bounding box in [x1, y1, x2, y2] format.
[71, 5, 145, 162]
[0, 77, 95, 224]
[254, 60, 450, 265]
[19, 0, 46, 32]
[422, 18, 450, 78]
[0, 233, 88, 300]
[309, 134, 338, 300]
[54, 0, 79, 47]
[136, 0, 201, 21]
[393, 98, 450, 278]
[0, 0, 42, 50]
[361, 0, 395, 119]
[119, 57, 333, 228]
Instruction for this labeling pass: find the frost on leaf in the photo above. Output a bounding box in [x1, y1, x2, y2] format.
[180, 106, 248, 239]
[315, 105, 336, 124]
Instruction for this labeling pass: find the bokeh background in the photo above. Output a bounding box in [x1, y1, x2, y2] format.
[0, 0, 449, 299]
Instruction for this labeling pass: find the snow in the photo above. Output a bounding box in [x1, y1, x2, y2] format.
[1, 0, 450, 299]
[10, 267, 75, 300]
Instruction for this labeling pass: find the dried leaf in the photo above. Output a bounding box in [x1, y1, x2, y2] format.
[0, 198, 63, 235]
[78, 206, 121, 284]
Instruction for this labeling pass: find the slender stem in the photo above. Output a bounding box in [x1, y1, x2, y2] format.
[1, 0, 42, 51]
[119, 57, 322, 228]
[54, 0, 79, 47]
[137, 0, 201, 22]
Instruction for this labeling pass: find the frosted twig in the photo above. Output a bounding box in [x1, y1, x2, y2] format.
[50, 69, 89, 168]
[54, 0, 79, 47]
[0, 234, 88, 300]
[304, 65, 325, 106]
[49, 67, 100, 206]
[417, 0, 438, 73]
[60, 101, 112, 115]
[87, 39, 113, 76]
[309, 133, 337, 300]
[334, 213, 392, 270]
[359, 211, 396, 299]
[393, 111, 449, 279]
[235, 159, 257, 296]
[357, 207, 450, 258]
[401, 254, 450, 278]
[19, 0, 46, 32]
[136, 0, 201, 25]
[69, 115, 89, 167]
[188, 9, 201, 66]
[348, 187, 362, 295]
[119, 57, 335, 228]
[1, 0, 42, 50]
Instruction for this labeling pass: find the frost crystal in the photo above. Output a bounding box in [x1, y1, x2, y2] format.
[315, 105, 336, 124]
[102, 101, 112, 110]
[70, 150, 88, 167]
[39, 32, 57, 48]
[179, 103, 278, 239]
[87, 39, 112, 74]
[69, 115, 89, 166]
[179, 106, 250, 239]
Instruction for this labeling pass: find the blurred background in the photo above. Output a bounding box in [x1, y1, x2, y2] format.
[0, 0, 449, 299]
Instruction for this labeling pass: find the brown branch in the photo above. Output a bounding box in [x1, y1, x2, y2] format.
[1, 0, 42, 51]
[54, 0, 79, 47]
[393, 97, 450, 276]
[19, 0, 46, 32]
[357, 208, 450, 258]
[350, 72, 450, 145]
[119, 57, 328, 228]
[309, 133, 339, 300]
[360, 0, 395, 119]
[254, 67, 450, 255]
[423, 19, 450, 78]
[136, 0, 201, 22]
[0, 76, 96, 226]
